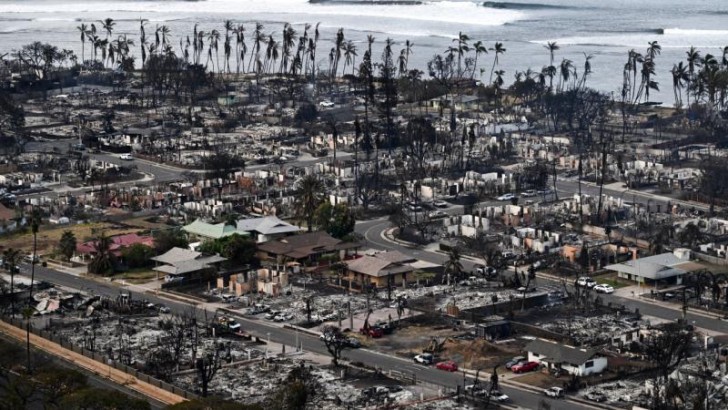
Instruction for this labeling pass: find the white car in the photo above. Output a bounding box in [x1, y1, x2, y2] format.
[428, 210, 447, 219]
[119, 153, 133, 160]
[577, 277, 597, 288]
[497, 193, 516, 201]
[594, 284, 615, 294]
[414, 353, 434, 365]
[319, 100, 334, 108]
[490, 390, 510, 402]
[544, 386, 565, 398]
[433, 200, 448, 208]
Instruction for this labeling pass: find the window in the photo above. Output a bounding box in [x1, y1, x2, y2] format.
[585, 360, 594, 368]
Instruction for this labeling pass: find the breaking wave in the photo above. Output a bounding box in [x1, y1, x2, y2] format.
[482, 1, 578, 10]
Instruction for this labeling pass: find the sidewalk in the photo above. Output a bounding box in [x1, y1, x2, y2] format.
[0, 319, 186, 406]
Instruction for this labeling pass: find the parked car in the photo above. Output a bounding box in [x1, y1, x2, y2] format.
[497, 193, 516, 201]
[360, 327, 384, 338]
[490, 390, 510, 402]
[594, 284, 615, 294]
[433, 200, 448, 208]
[544, 387, 565, 398]
[119, 153, 133, 160]
[577, 277, 597, 288]
[414, 353, 434, 365]
[428, 210, 447, 219]
[158, 305, 171, 314]
[505, 356, 527, 369]
[511, 361, 539, 373]
[318, 100, 334, 108]
[435, 360, 458, 372]
[520, 190, 536, 197]
[345, 338, 361, 348]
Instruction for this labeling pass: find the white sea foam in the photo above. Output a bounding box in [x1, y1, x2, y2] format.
[533, 28, 728, 49]
[0, 0, 524, 28]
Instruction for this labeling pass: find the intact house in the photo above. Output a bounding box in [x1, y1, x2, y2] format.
[75, 233, 154, 262]
[183, 219, 243, 243]
[525, 338, 608, 376]
[235, 215, 302, 243]
[604, 249, 699, 286]
[256, 231, 361, 267]
[342, 250, 440, 292]
[151, 247, 227, 283]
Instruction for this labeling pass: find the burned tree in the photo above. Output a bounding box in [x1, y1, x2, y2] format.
[196, 345, 222, 398]
[321, 325, 348, 367]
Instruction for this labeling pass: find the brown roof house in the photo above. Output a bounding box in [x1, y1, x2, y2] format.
[256, 231, 360, 265]
[341, 250, 442, 293]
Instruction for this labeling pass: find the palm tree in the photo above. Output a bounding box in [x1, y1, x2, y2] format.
[471, 40, 487, 80]
[545, 41, 559, 66]
[295, 175, 325, 232]
[558, 58, 573, 92]
[579, 53, 593, 89]
[77, 24, 88, 64]
[2, 248, 21, 316]
[343, 40, 358, 76]
[452, 31, 470, 77]
[403, 40, 414, 74]
[264, 34, 279, 74]
[280, 23, 296, 74]
[685, 46, 701, 108]
[443, 247, 463, 285]
[223, 20, 233, 73]
[248, 23, 265, 73]
[671, 62, 688, 109]
[206, 29, 220, 72]
[99, 18, 115, 40]
[88, 231, 114, 275]
[332, 28, 345, 79]
[489, 42, 506, 84]
[234, 23, 247, 75]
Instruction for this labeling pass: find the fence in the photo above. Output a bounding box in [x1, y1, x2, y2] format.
[1, 316, 199, 400]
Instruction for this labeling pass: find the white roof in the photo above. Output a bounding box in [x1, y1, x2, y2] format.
[605, 253, 687, 280]
[236, 216, 301, 236]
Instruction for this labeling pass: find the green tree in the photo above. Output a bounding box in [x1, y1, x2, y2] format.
[35, 367, 88, 409]
[153, 229, 189, 254]
[121, 243, 155, 269]
[198, 234, 256, 267]
[444, 247, 463, 283]
[88, 231, 115, 275]
[58, 230, 77, 261]
[313, 202, 355, 239]
[294, 175, 325, 232]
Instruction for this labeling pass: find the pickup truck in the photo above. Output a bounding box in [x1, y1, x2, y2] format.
[413, 353, 434, 365]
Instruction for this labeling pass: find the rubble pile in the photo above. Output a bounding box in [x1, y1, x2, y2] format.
[537, 314, 643, 345]
[581, 380, 647, 407]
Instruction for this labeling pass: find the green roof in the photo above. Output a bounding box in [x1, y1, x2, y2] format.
[182, 219, 246, 240]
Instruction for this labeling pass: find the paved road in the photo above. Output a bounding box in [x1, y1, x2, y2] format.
[355, 213, 728, 335]
[15, 263, 592, 409]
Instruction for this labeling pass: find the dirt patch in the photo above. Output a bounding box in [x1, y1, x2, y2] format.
[511, 370, 560, 389]
[439, 338, 521, 370]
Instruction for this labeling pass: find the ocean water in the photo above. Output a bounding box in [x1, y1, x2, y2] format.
[1, 0, 727, 104]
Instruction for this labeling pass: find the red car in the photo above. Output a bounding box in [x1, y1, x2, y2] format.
[359, 327, 384, 338]
[435, 361, 459, 372]
[511, 361, 539, 373]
